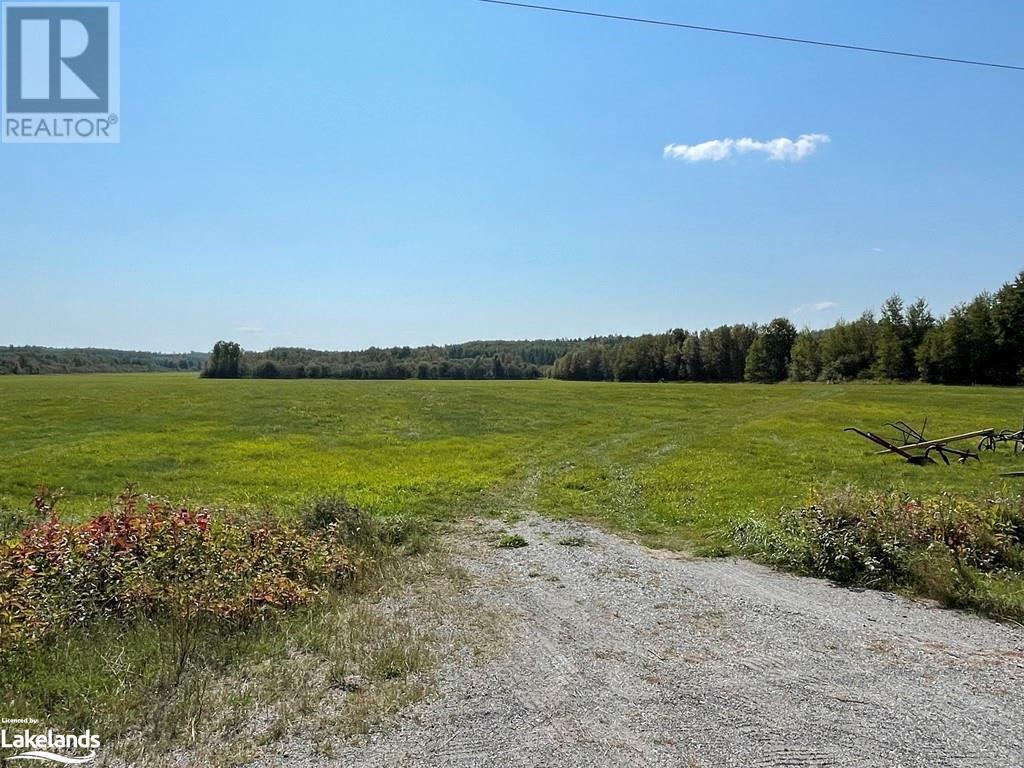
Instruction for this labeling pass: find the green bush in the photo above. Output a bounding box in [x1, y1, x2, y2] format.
[733, 488, 1024, 621]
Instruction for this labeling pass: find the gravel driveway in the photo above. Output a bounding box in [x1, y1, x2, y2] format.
[262, 513, 1024, 768]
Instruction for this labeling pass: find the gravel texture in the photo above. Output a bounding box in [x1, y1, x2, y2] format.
[253, 514, 1024, 768]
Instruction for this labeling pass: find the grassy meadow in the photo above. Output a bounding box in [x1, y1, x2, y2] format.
[1, 373, 1022, 548]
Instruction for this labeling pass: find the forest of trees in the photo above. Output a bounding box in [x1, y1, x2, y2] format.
[549, 271, 1024, 385]
[12, 271, 1019, 386]
[0, 346, 206, 375]
[202, 339, 578, 380]
[202, 270, 1023, 385]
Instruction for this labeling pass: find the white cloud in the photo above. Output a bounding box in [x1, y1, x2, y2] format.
[236, 326, 264, 334]
[793, 301, 839, 315]
[664, 133, 830, 163]
[663, 138, 734, 163]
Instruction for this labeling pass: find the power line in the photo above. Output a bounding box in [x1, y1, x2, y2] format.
[476, 0, 1024, 72]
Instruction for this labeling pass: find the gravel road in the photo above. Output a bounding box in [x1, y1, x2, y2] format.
[261, 514, 1024, 768]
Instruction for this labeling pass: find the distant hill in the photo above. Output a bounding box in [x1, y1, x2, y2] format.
[0, 346, 207, 375]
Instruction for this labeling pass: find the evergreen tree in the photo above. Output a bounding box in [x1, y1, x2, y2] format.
[993, 271, 1024, 384]
[681, 334, 702, 381]
[788, 329, 820, 381]
[874, 295, 913, 380]
[916, 325, 952, 383]
[906, 298, 935, 350]
[765, 318, 797, 380]
[203, 341, 243, 378]
[729, 324, 759, 380]
[744, 337, 773, 382]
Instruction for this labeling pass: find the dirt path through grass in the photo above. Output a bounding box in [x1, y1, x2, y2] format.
[252, 514, 1024, 768]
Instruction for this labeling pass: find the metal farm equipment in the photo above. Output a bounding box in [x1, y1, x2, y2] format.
[843, 415, 1024, 466]
[844, 424, 991, 465]
[846, 416, 1024, 467]
[980, 419, 1024, 456]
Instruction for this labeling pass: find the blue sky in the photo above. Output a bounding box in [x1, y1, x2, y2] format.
[2, 0, 1022, 352]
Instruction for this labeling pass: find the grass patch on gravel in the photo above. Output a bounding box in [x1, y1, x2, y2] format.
[557, 535, 587, 547]
[496, 533, 529, 549]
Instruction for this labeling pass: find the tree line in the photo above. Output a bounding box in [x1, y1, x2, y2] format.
[199, 269, 1022, 385]
[0, 346, 206, 375]
[201, 339, 572, 380]
[550, 271, 1023, 385]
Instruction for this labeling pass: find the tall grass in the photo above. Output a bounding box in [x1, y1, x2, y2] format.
[733, 488, 1024, 622]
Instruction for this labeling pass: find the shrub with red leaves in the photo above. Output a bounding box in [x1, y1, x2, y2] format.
[0, 487, 359, 654]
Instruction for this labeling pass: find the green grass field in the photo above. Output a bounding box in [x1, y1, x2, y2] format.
[2, 374, 1022, 548]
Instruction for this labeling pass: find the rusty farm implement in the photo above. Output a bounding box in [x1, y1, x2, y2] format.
[844, 418, 1024, 466]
